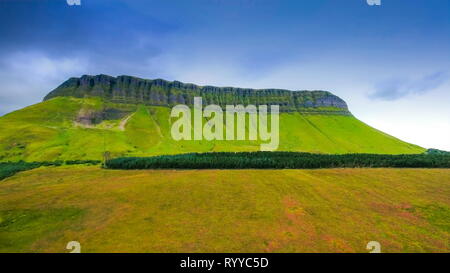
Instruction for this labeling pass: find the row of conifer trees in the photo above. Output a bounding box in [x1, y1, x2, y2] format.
[104, 152, 450, 170]
[0, 160, 100, 180]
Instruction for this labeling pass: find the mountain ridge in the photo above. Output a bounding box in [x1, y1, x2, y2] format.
[44, 74, 350, 114]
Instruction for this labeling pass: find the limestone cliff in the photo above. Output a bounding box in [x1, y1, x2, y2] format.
[44, 74, 350, 114]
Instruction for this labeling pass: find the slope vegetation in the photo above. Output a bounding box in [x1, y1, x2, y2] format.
[0, 97, 424, 161]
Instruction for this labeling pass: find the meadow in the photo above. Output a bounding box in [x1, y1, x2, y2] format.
[0, 165, 448, 253]
[0, 95, 445, 253]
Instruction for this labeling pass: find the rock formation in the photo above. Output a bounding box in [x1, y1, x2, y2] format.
[44, 74, 350, 114]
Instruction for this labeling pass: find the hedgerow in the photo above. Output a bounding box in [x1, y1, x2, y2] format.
[104, 152, 450, 170]
[0, 160, 101, 180]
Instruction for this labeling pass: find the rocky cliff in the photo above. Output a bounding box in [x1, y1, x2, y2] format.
[44, 74, 350, 114]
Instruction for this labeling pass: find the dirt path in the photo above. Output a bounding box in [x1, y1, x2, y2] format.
[118, 113, 135, 131]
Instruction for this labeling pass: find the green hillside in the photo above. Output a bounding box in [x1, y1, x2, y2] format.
[0, 96, 424, 162]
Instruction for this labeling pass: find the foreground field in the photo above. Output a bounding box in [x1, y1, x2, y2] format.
[0, 166, 449, 253]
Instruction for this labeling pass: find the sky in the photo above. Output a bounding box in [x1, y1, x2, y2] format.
[0, 0, 449, 150]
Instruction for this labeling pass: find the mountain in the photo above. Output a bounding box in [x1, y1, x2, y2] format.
[0, 75, 424, 161]
[44, 74, 350, 114]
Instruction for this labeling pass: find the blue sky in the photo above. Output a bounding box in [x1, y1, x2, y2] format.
[0, 0, 449, 149]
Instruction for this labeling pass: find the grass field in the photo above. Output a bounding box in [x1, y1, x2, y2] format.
[0, 97, 424, 162]
[0, 166, 448, 253]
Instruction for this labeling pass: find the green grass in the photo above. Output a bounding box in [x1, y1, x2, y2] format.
[125, 105, 162, 152]
[0, 166, 448, 252]
[413, 205, 450, 232]
[0, 97, 425, 162]
[0, 208, 85, 253]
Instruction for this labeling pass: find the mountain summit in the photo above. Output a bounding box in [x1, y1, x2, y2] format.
[44, 74, 349, 114]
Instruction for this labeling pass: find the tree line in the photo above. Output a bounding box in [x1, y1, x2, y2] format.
[0, 160, 100, 180]
[104, 152, 450, 170]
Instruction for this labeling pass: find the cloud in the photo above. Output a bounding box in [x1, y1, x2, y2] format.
[411, 71, 449, 93]
[370, 71, 448, 101]
[0, 51, 89, 115]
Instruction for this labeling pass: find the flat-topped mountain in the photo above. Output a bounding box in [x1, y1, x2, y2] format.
[44, 74, 349, 114]
[0, 75, 424, 161]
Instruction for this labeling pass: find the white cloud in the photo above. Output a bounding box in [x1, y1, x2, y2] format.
[0, 51, 89, 114]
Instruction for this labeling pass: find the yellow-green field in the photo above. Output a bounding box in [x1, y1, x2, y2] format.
[0, 166, 449, 253]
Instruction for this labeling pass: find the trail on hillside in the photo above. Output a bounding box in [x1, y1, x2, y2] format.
[119, 113, 135, 131]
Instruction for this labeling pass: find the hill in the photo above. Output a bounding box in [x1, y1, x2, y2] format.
[0, 166, 448, 252]
[0, 75, 424, 161]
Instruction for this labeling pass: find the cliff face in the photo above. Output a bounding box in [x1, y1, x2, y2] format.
[44, 74, 350, 114]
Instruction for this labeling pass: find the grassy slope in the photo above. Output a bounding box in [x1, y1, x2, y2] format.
[0, 166, 448, 253]
[0, 97, 425, 161]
